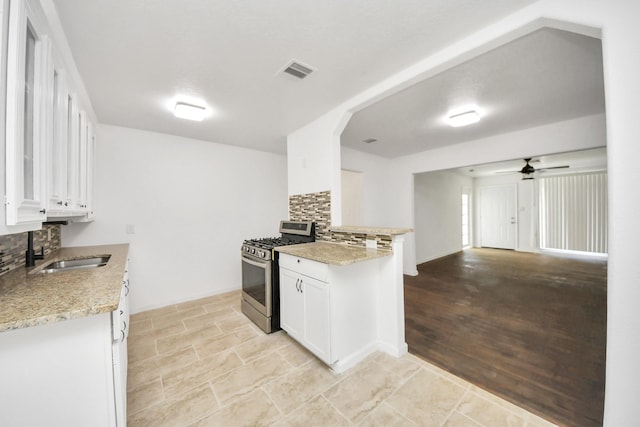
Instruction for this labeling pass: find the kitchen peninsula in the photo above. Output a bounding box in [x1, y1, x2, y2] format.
[276, 226, 411, 372]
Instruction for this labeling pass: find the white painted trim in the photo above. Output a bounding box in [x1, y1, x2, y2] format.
[130, 285, 240, 315]
[416, 249, 463, 266]
[329, 342, 378, 373]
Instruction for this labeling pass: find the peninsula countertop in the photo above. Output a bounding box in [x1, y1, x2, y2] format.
[0, 244, 129, 333]
[275, 241, 391, 265]
[329, 225, 413, 236]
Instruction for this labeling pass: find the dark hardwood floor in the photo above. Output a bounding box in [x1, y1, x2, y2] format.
[404, 248, 607, 427]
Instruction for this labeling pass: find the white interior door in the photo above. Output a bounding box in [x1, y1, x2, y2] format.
[480, 185, 517, 249]
[341, 170, 363, 225]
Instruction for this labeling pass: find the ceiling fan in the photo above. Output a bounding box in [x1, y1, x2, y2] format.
[499, 158, 570, 180]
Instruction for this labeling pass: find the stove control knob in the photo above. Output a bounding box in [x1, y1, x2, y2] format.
[258, 250, 264, 258]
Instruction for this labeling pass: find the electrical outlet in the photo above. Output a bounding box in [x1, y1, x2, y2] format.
[366, 238, 377, 249]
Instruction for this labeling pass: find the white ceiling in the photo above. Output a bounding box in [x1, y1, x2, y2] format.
[51, 0, 538, 154]
[342, 27, 606, 158]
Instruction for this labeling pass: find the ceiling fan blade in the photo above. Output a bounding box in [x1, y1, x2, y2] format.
[538, 165, 570, 171]
[495, 170, 520, 174]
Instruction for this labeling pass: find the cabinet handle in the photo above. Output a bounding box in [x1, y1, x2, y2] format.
[56, 201, 63, 205]
[120, 330, 125, 341]
[39, 208, 46, 214]
[124, 284, 129, 296]
[299, 280, 303, 293]
[295, 279, 299, 292]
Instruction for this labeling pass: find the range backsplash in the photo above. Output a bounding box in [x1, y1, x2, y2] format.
[0, 225, 62, 276]
[289, 190, 332, 241]
[288, 190, 392, 251]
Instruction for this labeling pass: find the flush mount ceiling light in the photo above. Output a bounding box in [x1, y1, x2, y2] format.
[174, 102, 207, 121]
[446, 109, 481, 128]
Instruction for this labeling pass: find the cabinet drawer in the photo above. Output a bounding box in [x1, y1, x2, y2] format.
[279, 253, 328, 282]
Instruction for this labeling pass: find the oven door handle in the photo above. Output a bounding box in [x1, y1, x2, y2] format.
[242, 255, 268, 268]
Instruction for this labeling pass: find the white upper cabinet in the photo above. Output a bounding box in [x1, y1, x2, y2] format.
[5, 0, 50, 225]
[2, 0, 98, 232]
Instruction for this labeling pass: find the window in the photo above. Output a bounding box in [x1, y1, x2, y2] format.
[462, 193, 470, 247]
[539, 173, 607, 254]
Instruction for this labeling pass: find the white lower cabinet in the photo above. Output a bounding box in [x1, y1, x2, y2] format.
[280, 267, 331, 363]
[0, 274, 129, 426]
[279, 253, 378, 372]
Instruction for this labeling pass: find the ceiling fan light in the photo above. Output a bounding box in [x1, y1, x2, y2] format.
[174, 102, 207, 121]
[447, 110, 480, 127]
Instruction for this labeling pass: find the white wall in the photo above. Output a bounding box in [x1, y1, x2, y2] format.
[341, 146, 394, 226]
[62, 125, 288, 313]
[414, 171, 472, 263]
[287, 109, 350, 225]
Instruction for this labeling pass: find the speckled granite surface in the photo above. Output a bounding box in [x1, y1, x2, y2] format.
[329, 226, 413, 236]
[0, 244, 129, 333]
[275, 241, 391, 265]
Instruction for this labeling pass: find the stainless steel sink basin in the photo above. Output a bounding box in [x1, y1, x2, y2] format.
[37, 255, 111, 274]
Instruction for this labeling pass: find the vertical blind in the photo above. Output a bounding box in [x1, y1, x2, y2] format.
[539, 172, 608, 254]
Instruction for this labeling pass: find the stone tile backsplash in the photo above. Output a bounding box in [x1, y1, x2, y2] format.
[0, 224, 61, 276]
[329, 231, 393, 251]
[289, 190, 332, 241]
[288, 190, 392, 251]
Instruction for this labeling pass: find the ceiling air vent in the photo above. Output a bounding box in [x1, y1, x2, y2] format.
[363, 138, 377, 144]
[280, 59, 316, 80]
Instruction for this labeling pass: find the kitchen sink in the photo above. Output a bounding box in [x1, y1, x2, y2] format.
[36, 255, 111, 274]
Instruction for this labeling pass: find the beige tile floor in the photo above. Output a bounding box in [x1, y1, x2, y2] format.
[127, 290, 558, 427]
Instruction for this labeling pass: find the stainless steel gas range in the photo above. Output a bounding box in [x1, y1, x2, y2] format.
[241, 220, 315, 333]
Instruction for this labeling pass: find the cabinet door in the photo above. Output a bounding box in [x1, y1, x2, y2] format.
[64, 93, 79, 209]
[301, 276, 331, 364]
[47, 53, 68, 211]
[5, 0, 50, 225]
[85, 123, 96, 219]
[279, 268, 304, 341]
[75, 110, 88, 211]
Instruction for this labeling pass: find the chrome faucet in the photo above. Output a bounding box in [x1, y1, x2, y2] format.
[25, 231, 44, 267]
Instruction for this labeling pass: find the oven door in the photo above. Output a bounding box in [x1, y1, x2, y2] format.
[241, 254, 272, 317]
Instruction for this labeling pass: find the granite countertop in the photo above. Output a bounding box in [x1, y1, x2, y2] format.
[329, 225, 413, 236]
[0, 244, 129, 333]
[275, 241, 391, 266]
